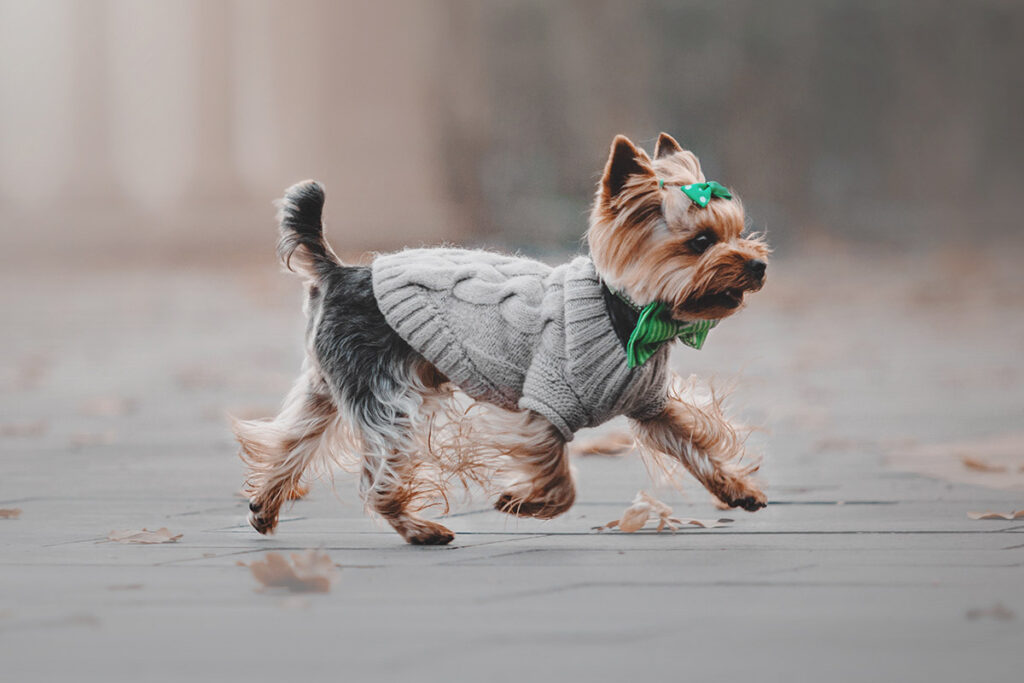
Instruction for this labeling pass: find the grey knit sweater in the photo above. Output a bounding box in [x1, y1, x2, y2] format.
[371, 249, 669, 440]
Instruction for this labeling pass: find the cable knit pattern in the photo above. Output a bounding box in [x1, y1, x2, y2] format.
[371, 248, 669, 440]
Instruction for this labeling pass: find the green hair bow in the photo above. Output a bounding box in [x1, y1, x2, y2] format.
[659, 179, 732, 207]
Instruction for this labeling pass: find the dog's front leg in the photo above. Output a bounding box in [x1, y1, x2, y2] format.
[630, 388, 766, 511]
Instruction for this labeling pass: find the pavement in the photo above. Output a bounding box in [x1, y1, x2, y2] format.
[2, 243, 1022, 682]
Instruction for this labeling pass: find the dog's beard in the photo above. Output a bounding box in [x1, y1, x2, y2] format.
[669, 256, 766, 321]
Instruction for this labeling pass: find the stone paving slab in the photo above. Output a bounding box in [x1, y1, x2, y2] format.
[2, 250, 1023, 682]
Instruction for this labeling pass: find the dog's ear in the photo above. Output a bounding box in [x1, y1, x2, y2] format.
[654, 132, 683, 159]
[601, 135, 654, 201]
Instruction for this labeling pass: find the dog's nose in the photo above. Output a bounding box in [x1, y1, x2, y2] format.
[746, 259, 767, 280]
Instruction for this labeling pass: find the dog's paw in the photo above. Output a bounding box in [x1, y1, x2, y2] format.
[710, 473, 768, 512]
[494, 492, 548, 518]
[723, 489, 767, 512]
[494, 490, 574, 519]
[407, 528, 455, 546]
[396, 518, 455, 546]
[248, 500, 279, 534]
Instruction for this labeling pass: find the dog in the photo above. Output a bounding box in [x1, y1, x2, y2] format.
[235, 132, 769, 545]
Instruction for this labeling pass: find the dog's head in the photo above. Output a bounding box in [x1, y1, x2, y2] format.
[587, 133, 769, 321]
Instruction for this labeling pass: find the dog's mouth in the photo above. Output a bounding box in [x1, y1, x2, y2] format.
[681, 288, 745, 314]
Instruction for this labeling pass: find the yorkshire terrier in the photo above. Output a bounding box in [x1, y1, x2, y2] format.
[235, 133, 769, 545]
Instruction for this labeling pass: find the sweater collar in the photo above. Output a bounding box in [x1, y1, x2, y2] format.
[600, 281, 640, 353]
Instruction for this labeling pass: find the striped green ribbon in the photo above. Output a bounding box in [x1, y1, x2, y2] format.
[617, 294, 718, 368]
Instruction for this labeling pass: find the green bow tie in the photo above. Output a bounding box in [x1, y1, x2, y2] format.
[659, 179, 732, 207]
[618, 295, 719, 368]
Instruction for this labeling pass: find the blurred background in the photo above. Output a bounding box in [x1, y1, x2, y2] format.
[1, 0, 1022, 263]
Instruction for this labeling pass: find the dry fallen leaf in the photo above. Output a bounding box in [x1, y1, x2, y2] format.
[571, 430, 635, 457]
[0, 508, 23, 519]
[967, 510, 1024, 520]
[248, 550, 337, 594]
[887, 433, 1024, 491]
[595, 491, 733, 533]
[617, 498, 656, 532]
[961, 456, 1007, 473]
[107, 527, 182, 544]
[678, 517, 734, 528]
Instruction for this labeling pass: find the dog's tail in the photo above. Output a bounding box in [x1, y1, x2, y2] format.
[275, 180, 340, 280]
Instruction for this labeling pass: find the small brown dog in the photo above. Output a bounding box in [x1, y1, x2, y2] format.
[235, 133, 769, 544]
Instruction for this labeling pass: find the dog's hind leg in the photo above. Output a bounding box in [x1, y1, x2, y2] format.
[492, 411, 576, 519]
[234, 364, 337, 534]
[352, 383, 456, 546]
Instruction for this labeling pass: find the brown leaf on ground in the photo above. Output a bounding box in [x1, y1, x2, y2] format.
[248, 550, 337, 594]
[678, 517, 734, 528]
[0, 421, 47, 437]
[961, 456, 1007, 473]
[886, 433, 1024, 491]
[0, 508, 23, 519]
[107, 527, 182, 544]
[570, 430, 635, 457]
[595, 491, 733, 533]
[967, 510, 1024, 520]
[966, 602, 1015, 621]
[79, 396, 136, 417]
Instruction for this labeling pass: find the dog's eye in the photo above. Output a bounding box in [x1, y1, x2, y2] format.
[688, 230, 716, 254]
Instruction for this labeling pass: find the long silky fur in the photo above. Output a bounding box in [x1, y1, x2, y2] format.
[233, 363, 345, 533]
[240, 134, 769, 543]
[631, 373, 760, 503]
[357, 388, 571, 516]
[587, 138, 770, 319]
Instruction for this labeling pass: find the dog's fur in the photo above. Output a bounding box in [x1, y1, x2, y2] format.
[235, 133, 769, 545]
